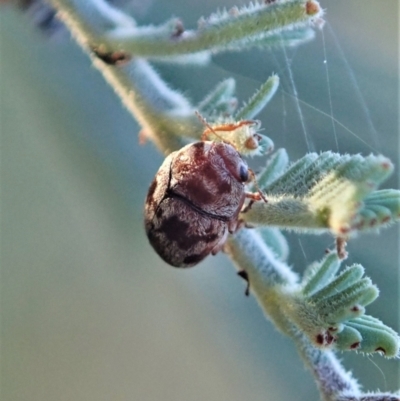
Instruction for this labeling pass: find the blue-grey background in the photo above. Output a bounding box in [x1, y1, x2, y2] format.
[1, 1, 399, 400]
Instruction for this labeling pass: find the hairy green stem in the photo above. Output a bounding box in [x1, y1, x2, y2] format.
[105, 0, 322, 57]
[42, 1, 397, 399]
[225, 230, 361, 401]
[47, 0, 198, 154]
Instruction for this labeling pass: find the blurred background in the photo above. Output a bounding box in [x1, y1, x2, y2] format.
[1, 1, 399, 400]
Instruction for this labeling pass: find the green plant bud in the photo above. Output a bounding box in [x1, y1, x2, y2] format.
[323, 304, 365, 324]
[302, 253, 341, 296]
[309, 265, 365, 301]
[346, 318, 400, 357]
[197, 78, 237, 116]
[257, 148, 289, 189]
[242, 152, 399, 236]
[355, 191, 400, 231]
[317, 279, 378, 315]
[235, 74, 279, 120]
[335, 325, 363, 351]
[266, 153, 319, 194]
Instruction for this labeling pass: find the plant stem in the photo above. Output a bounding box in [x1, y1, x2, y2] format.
[225, 230, 361, 401]
[42, 1, 388, 399]
[104, 0, 322, 57]
[47, 0, 197, 154]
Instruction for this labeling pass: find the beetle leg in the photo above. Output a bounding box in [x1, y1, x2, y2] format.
[237, 270, 250, 296]
[91, 46, 131, 65]
[241, 199, 255, 214]
[138, 129, 150, 145]
[242, 190, 268, 213]
[235, 219, 246, 231]
[245, 192, 262, 201]
[211, 228, 229, 255]
[227, 218, 239, 233]
[336, 236, 348, 260]
[247, 168, 268, 203]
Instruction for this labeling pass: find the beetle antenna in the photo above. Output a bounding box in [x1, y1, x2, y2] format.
[195, 111, 225, 142]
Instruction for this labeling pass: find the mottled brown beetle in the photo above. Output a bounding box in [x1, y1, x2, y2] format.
[144, 120, 266, 267]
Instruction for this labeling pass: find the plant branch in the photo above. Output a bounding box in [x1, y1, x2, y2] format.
[225, 231, 361, 401]
[103, 0, 323, 58]
[38, 1, 400, 399]
[47, 0, 201, 154]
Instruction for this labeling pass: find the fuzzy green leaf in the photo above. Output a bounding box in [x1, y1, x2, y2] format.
[308, 264, 365, 301]
[256, 148, 289, 189]
[335, 325, 363, 351]
[344, 316, 400, 357]
[103, 0, 323, 58]
[235, 75, 280, 120]
[353, 189, 400, 231]
[242, 152, 395, 235]
[197, 78, 237, 117]
[223, 27, 316, 53]
[278, 253, 399, 356]
[302, 253, 341, 296]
